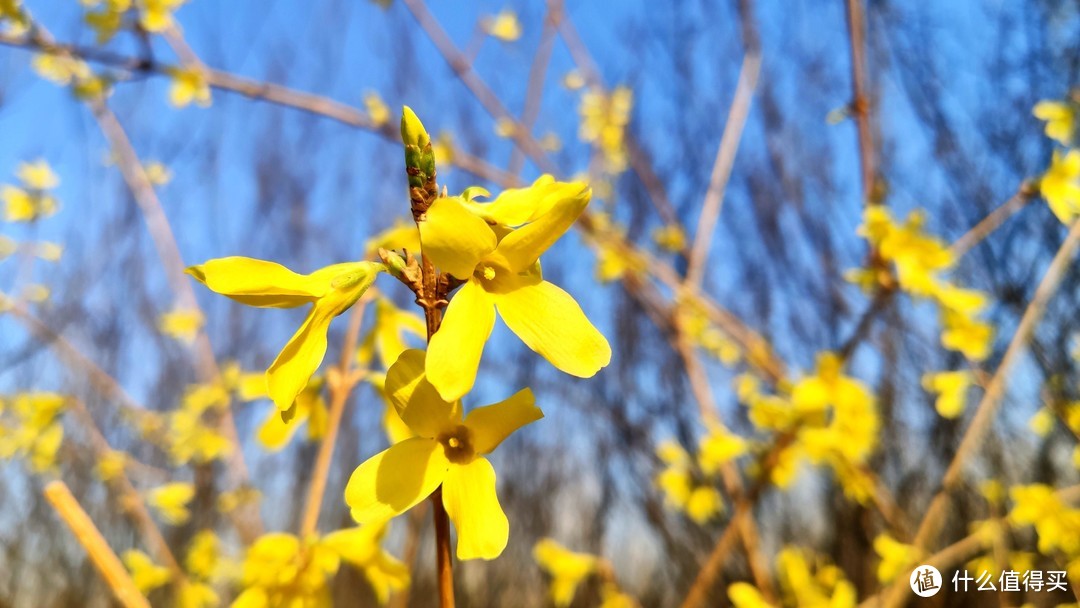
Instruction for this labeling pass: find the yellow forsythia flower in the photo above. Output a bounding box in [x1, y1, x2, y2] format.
[176, 581, 218, 608]
[873, 534, 920, 583]
[321, 522, 410, 604]
[147, 482, 195, 525]
[123, 549, 172, 594]
[418, 176, 610, 400]
[562, 70, 586, 91]
[579, 86, 633, 173]
[187, 258, 382, 411]
[1034, 100, 1076, 146]
[35, 241, 63, 262]
[346, 349, 543, 560]
[158, 308, 204, 342]
[356, 297, 426, 370]
[256, 377, 328, 451]
[652, 224, 686, 252]
[364, 217, 421, 255]
[184, 530, 220, 580]
[0, 0, 29, 36]
[143, 161, 173, 186]
[32, 53, 91, 85]
[922, 370, 972, 419]
[1028, 407, 1054, 436]
[484, 9, 521, 42]
[1008, 484, 1080, 556]
[1041, 149, 1080, 224]
[2, 160, 60, 223]
[94, 450, 126, 482]
[698, 425, 748, 475]
[533, 539, 598, 607]
[494, 117, 517, 138]
[728, 582, 775, 608]
[138, 0, 186, 32]
[168, 67, 211, 108]
[364, 91, 391, 127]
[17, 160, 59, 190]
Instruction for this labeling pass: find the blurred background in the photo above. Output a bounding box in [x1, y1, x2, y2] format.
[1, 0, 1079, 606]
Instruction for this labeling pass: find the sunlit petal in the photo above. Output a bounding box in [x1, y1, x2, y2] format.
[385, 349, 462, 438]
[490, 186, 589, 272]
[427, 281, 496, 401]
[186, 256, 328, 308]
[442, 457, 509, 560]
[464, 389, 542, 455]
[419, 196, 497, 279]
[345, 438, 449, 524]
[266, 305, 333, 411]
[495, 280, 611, 378]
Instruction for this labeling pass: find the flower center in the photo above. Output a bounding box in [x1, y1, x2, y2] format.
[437, 424, 476, 464]
[479, 265, 496, 281]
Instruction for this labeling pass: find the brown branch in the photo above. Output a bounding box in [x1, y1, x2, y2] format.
[949, 184, 1038, 258]
[880, 220, 1080, 607]
[844, 0, 877, 205]
[685, 50, 761, 287]
[44, 481, 152, 608]
[507, 2, 561, 177]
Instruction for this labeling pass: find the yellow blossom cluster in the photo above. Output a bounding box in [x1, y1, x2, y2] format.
[231, 524, 408, 607]
[1033, 96, 1080, 222]
[168, 67, 212, 108]
[587, 211, 646, 283]
[533, 539, 636, 608]
[872, 534, 921, 583]
[81, 0, 187, 39]
[852, 206, 994, 360]
[0, 392, 67, 473]
[921, 370, 973, 419]
[1028, 400, 1080, 467]
[737, 353, 879, 503]
[676, 297, 743, 366]
[31, 50, 111, 101]
[2, 159, 60, 223]
[655, 424, 747, 524]
[1008, 484, 1080, 578]
[0, 0, 28, 35]
[483, 9, 522, 42]
[579, 86, 633, 174]
[728, 547, 856, 608]
[163, 381, 233, 465]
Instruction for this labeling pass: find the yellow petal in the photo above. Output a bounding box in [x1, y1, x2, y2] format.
[495, 280, 611, 378]
[322, 521, 388, 566]
[256, 405, 305, 451]
[419, 196, 497, 279]
[266, 304, 333, 411]
[427, 280, 496, 401]
[463, 388, 542, 454]
[345, 437, 449, 523]
[385, 349, 462, 438]
[186, 256, 328, 308]
[491, 185, 589, 273]
[442, 457, 508, 560]
[363, 553, 411, 604]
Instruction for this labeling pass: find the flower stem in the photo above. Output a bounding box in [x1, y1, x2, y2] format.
[402, 107, 455, 608]
[431, 486, 456, 608]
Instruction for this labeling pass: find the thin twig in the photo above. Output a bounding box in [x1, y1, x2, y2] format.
[881, 220, 1080, 607]
[44, 481, 152, 608]
[949, 184, 1038, 258]
[298, 296, 371, 538]
[844, 0, 876, 205]
[507, 2, 561, 176]
[685, 50, 762, 287]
